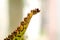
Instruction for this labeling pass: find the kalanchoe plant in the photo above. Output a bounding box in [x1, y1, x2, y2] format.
[4, 8, 40, 40]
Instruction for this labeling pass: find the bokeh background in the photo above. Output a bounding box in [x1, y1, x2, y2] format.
[0, 0, 58, 40]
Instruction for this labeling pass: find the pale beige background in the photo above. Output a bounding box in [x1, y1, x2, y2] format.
[8, 0, 23, 34]
[0, 0, 23, 40]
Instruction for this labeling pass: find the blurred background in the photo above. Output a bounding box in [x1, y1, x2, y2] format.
[0, 0, 57, 40]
